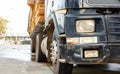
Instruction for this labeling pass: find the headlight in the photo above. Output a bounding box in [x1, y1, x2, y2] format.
[66, 37, 97, 44]
[76, 20, 95, 33]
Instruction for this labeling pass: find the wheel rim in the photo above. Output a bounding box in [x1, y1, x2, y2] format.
[50, 37, 60, 73]
[51, 40, 58, 63]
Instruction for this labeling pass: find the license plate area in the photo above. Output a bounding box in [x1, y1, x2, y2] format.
[83, 50, 99, 59]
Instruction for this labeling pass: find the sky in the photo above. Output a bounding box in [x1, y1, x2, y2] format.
[0, 0, 30, 36]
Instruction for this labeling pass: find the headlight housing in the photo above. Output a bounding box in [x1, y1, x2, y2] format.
[76, 20, 95, 33]
[66, 37, 97, 44]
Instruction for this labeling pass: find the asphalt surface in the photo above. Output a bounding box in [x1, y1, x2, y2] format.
[0, 44, 120, 74]
[0, 44, 53, 74]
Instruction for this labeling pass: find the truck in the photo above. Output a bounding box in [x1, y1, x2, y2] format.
[27, 0, 120, 74]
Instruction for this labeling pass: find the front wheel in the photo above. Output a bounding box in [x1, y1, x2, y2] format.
[51, 34, 73, 74]
[53, 49, 73, 74]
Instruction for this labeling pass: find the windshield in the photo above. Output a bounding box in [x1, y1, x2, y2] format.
[83, 0, 120, 7]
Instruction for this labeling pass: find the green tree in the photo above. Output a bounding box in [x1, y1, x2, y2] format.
[0, 17, 8, 35]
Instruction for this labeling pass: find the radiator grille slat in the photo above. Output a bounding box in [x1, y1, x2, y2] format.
[107, 16, 120, 42]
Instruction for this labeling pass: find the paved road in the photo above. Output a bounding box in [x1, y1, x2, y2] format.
[0, 44, 120, 74]
[0, 44, 53, 74]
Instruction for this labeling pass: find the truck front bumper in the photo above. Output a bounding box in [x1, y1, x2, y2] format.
[59, 43, 120, 64]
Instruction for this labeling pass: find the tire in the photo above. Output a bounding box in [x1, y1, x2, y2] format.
[53, 49, 73, 74]
[52, 32, 73, 74]
[35, 33, 47, 62]
[31, 39, 35, 53]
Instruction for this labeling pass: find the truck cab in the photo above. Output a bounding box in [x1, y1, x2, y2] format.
[27, 0, 120, 74]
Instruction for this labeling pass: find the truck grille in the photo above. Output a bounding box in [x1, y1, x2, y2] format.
[109, 45, 120, 62]
[107, 15, 120, 42]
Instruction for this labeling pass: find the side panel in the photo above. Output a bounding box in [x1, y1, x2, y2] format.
[45, 0, 82, 21]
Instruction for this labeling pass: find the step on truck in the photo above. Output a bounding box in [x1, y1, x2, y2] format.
[27, 0, 120, 74]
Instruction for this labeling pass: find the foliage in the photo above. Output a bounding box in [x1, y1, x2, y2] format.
[0, 17, 9, 35]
